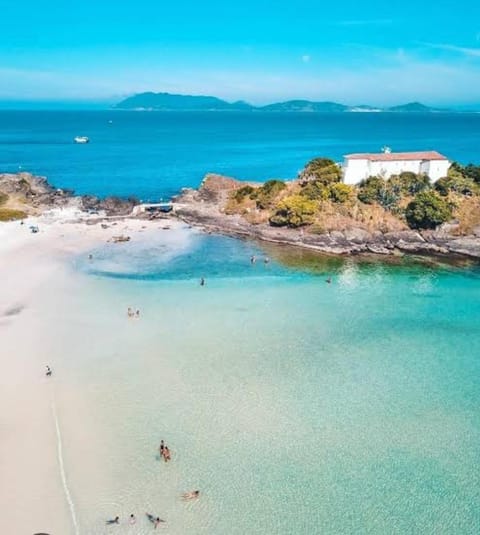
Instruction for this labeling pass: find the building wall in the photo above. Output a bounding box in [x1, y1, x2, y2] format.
[343, 158, 450, 184]
[343, 159, 369, 184]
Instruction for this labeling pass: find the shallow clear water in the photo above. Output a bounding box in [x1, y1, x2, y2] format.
[41, 231, 480, 534]
[3, 109, 480, 533]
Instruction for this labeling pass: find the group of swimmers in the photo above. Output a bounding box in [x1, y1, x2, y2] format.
[250, 255, 269, 265]
[106, 513, 164, 528]
[127, 307, 140, 318]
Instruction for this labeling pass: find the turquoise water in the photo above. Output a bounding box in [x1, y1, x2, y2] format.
[1, 110, 480, 199]
[55, 232, 480, 534]
[3, 109, 479, 532]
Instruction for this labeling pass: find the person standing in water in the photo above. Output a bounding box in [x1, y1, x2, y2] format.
[200, 277, 205, 286]
[250, 255, 256, 264]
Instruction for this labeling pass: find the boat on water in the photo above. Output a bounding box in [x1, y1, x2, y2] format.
[74, 136, 89, 144]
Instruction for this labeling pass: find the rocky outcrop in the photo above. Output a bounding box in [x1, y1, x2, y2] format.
[174, 175, 480, 259]
[0, 173, 139, 217]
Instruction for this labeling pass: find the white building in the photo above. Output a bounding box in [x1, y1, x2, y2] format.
[342, 151, 450, 185]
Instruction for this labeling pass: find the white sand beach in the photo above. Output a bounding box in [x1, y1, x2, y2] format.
[0, 213, 187, 535]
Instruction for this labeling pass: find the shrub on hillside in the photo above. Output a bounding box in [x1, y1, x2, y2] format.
[255, 180, 286, 209]
[269, 195, 317, 227]
[434, 175, 479, 197]
[388, 172, 431, 196]
[300, 180, 329, 201]
[233, 185, 257, 202]
[299, 157, 341, 185]
[464, 164, 480, 184]
[328, 183, 353, 203]
[447, 161, 480, 184]
[357, 176, 384, 204]
[405, 191, 452, 229]
[357, 176, 399, 209]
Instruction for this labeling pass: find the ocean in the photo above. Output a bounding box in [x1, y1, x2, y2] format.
[1, 110, 480, 199]
[2, 111, 480, 534]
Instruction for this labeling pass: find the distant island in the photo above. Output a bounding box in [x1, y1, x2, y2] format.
[114, 92, 448, 113]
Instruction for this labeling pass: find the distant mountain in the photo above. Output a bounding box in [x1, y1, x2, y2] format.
[114, 93, 451, 113]
[259, 100, 348, 112]
[386, 102, 444, 112]
[114, 92, 253, 111]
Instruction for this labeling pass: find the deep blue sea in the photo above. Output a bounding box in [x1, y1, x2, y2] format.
[1, 110, 480, 200]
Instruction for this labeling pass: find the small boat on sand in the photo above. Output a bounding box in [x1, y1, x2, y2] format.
[74, 136, 89, 144]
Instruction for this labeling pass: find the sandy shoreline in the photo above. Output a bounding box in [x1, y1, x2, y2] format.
[0, 211, 185, 535]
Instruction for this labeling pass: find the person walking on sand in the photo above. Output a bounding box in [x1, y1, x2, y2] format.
[135, 309, 140, 318]
[106, 516, 120, 524]
[159, 439, 164, 458]
[163, 445, 171, 462]
[129, 513, 136, 525]
[46, 365, 52, 377]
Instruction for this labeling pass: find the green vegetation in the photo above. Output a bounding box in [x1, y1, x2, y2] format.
[389, 172, 431, 196]
[0, 208, 27, 222]
[254, 180, 286, 209]
[357, 176, 399, 209]
[227, 156, 480, 234]
[447, 161, 480, 184]
[405, 191, 452, 229]
[299, 158, 341, 185]
[328, 183, 353, 203]
[233, 185, 256, 202]
[269, 195, 317, 227]
[300, 180, 329, 201]
[358, 173, 432, 211]
[464, 164, 480, 184]
[435, 175, 479, 196]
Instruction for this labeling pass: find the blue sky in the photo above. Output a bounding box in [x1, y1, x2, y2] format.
[1, 0, 480, 106]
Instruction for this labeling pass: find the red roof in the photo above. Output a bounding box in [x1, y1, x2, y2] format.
[345, 151, 448, 162]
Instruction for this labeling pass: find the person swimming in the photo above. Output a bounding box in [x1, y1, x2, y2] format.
[181, 490, 200, 500]
[326, 277, 332, 284]
[106, 516, 120, 524]
[146, 513, 165, 528]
